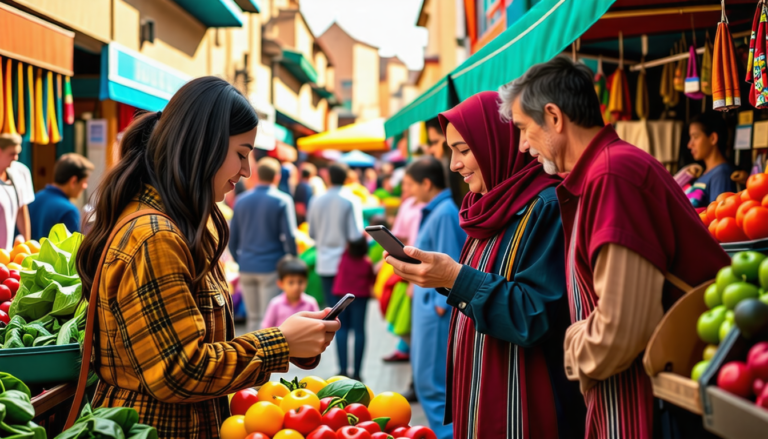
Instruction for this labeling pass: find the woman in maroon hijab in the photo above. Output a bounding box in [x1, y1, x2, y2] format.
[387, 91, 585, 438]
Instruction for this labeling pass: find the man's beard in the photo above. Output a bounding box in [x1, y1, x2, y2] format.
[530, 147, 559, 175]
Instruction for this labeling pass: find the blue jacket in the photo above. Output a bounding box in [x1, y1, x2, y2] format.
[28, 185, 79, 240]
[229, 185, 297, 273]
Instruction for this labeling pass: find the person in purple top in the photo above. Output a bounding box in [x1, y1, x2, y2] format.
[261, 256, 319, 329]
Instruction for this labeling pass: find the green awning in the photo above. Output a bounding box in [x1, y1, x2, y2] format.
[451, 0, 615, 98]
[384, 0, 615, 138]
[281, 49, 318, 84]
[384, 77, 452, 138]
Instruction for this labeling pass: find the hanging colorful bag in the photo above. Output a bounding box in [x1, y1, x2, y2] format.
[750, 2, 768, 108]
[702, 33, 714, 95]
[685, 45, 705, 99]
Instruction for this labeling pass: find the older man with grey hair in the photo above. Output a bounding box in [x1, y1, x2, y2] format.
[498, 56, 730, 438]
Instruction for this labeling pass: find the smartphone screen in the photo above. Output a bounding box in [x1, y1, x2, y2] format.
[365, 225, 421, 264]
[323, 294, 355, 320]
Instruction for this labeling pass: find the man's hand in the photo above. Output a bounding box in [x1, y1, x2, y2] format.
[385, 246, 462, 289]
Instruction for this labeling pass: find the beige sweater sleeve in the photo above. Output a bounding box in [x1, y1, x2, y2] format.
[563, 244, 665, 393]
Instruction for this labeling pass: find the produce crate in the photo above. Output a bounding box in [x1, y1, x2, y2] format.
[698, 328, 768, 437]
[31, 382, 76, 437]
[720, 237, 768, 256]
[0, 343, 81, 384]
[643, 280, 712, 415]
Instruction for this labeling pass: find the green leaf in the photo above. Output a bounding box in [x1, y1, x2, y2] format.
[126, 423, 158, 439]
[56, 316, 81, 345]
[48, 224, 71, 245]
[90, 417, 126, 439]
[50, 283, 82, 317]
[316, 379, 370, 406]
[0, 390, 35, 424]
[32, 334, 57, 347]
[0, 373, 31, 398]
[92, 407, 139, 432]
[52, 420, 89, 439]
[37, 239, 70, 275]
[20, 255, 37, 270]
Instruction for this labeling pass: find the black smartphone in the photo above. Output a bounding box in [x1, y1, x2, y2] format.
[323, 293, 356, 320]
[365, 225, 421, 264]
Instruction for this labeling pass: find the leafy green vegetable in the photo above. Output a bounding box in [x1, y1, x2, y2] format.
[126, 424, 159, 439]
[54, 403, 157, 439]
[317, 379, 371, 406]
[0, 373, 30, 397]
[0, 390, 34, 424]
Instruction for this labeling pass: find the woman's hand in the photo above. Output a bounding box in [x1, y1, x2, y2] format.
[279, 309, 340, 358]
[385, 246, 462, 289]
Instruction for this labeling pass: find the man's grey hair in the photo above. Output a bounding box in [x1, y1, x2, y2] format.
[498, 56, 605, 128]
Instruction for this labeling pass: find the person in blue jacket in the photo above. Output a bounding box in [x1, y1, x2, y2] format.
[685, 112, 736, 208]
[402, 156, 465, 439]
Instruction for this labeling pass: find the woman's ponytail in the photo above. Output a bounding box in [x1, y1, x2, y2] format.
[77, 111, 160, 294]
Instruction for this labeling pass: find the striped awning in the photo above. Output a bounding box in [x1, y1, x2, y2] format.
[0, 3, 74, 76]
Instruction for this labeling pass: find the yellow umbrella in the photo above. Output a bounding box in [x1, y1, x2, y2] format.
[297, 117, 388, 153]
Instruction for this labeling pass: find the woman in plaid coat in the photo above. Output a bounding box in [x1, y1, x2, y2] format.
[76, 77, 340, 438]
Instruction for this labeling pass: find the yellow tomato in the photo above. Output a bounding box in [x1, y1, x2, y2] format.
[220, 415, 249, 439]
[25, 241, 40, 254]
[244, 402, 284, 436]
[257, 381, 289, 405]
[0, 249, 10, 266]
[13, 253, 29, 265]
[10, 244, 29, 262]
[6, 263, 22, 271]
[273, 430, 304, 439]
[299, 376, 327, 394]
[280, 389, 320, 413]
[326, 375, 349, 384]
[368, 392, 411, 431]
[13, 237, 24, 248]
[366, 385, 374, 402]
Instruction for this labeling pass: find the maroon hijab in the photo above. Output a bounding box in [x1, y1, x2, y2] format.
[438, 91, 560, 240]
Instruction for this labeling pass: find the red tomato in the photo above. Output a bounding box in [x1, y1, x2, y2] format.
[307, 425, 339, 439]
[0, 266, 10, 283]
[0, 310, 8, 324]
[716, 217, 748, 243]
[285, 405, 323, 435]
[0, 302, 10, 315]
[337, 426, 372, 439]
[736, 200, 761, 228]
[344, 404, 371, 423]
[0, 285, 11, 303]
[8, 270, 19, 281]
[716, 194, 742, 220]
[741, 190, 752, 202]
[230, 388, 259, 416]
[403, 426, 437, 439]
[706, 201, 719, 223]
[717, 192, 736, 203]
[2, 279, 19, 296]
[717, 361, 753, 398]
[708, 218, 719, 238]
[699, 212, 711, 226]
[371, 433, 394, 439]
[748, 174, 768, 201]
[320, 397, 339, 413]
[245, 434, 270, 439]
[356, 421, 381, 434]
[763, 194, 768, 208]
[743, 207, 768, 240]
[387, 426, 410, 436]
[322, 408, 350, 431]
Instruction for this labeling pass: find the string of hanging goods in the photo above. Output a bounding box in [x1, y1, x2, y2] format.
[746, 0, 768, 108]
[712, 0, 741, 111]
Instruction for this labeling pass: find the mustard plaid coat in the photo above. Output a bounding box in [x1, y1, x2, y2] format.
[91, 186, 317, 438]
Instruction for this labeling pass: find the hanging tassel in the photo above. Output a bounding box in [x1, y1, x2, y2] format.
[15, 61, 24, 135]
[34, 68, 49, 145]
[1, 58, 16, 135]
[46, 71, 60, 144]
[26, 65, 35, 143]
[64, 76, 74, 125]
[0, 57, 4, 133]
[56, 74, 64, 139]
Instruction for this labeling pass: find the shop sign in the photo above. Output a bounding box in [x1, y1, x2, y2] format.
[250, 94, 276, 151]
[86, 119, 108, 150]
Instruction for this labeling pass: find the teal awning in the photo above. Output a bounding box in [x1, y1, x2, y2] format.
[384, 77, 452, 138]
[233, 0, 260, 13]
[384, 0, 615, 138]
[281, 49, 318, 84]
[172, 0, 244, 27]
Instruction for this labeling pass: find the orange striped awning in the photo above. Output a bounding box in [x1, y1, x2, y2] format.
[0, 3, 74, 77]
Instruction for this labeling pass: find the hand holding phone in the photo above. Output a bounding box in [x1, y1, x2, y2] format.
[323, 294, 356, 320]
[365, 225, 421, 264]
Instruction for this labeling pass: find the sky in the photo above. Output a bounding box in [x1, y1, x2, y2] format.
[300, 0, 428, 71]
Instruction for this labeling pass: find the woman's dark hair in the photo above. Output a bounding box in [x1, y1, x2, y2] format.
[347, 237, 369, 259]
[78, 76, 258, 293]
[277, 255, 308, 280]
[406, 156, 446, 189]
[690, 112, 729, 155]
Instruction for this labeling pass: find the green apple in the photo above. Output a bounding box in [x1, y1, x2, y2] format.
[703, 344, 718, 361]
[704, 283, 722, 309]
[731, 251, 767, 282]
[760, 258, 768, 290]
[720, 319, 735, 342]
[717, 266, 741, 295]
[723, 282, 761, 309]
[691, 360, 710, 381]
[761, 294, 768, 306]
[698, 305, 728, 344]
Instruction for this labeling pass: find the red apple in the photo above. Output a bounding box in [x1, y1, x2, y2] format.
[0, 265, 10, 283]
[0, 310, 8, 324]
[0, 301, 10, 315]
[229, 388, 259, 416]
[718, 361, 754, 398]
[748, 342, 768, 381]
[2, 278, 19, 296]
[0, 285, 10, 303]
[8, 270, 19, 281]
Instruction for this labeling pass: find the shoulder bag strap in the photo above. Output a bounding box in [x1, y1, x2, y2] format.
[665, 271, 694, 292]
[65, 209, 173, 428]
